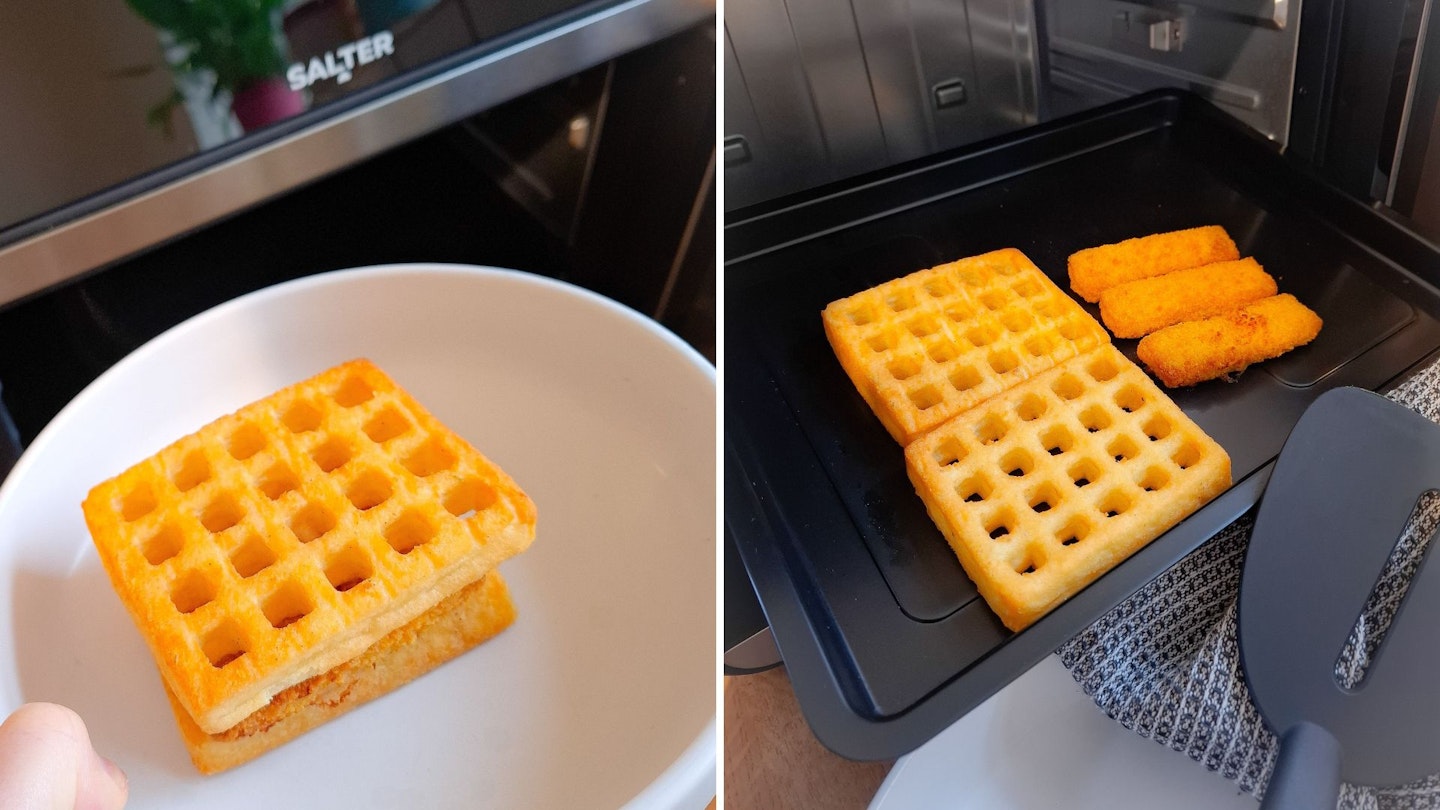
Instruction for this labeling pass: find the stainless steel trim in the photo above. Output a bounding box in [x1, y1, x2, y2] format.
[722, 0, 835, 209]
[1103, 0, 1289, 30]
[966, 0, 1041, 132]
[777, 0, 890, 178]
[1048, 64, 1134, 101]
[846, 0, 941, 164]
[1051, 36, 1263, 111]
[569, 60, 614, 245]
[722, 135, 751, 166]
[0, 0, 713, 308]
[724, 626, 781, 671]
[654, 146, 715, 321]
[1386, 0, 1435, 207]
[1044, 0, 1299, 145]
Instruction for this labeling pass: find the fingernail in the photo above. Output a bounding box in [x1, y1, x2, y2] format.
[100, 754, 128, 793]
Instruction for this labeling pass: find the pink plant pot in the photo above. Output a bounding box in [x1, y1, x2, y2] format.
[232, 77, 307, 132]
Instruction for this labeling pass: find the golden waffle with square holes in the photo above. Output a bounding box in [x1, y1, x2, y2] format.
[822, 248, 1111, 445]
[905, 344, 1230, 631]
[82, 359, 536, 736]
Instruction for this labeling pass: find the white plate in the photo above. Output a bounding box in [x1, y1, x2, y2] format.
[869, 657, 1256, 809]
[0, 265, 715, 809]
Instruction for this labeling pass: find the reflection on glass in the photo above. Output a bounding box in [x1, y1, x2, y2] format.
[124, 0, 304, 138]
[356, 0, 440, 31]
[0, 0, 585, 237]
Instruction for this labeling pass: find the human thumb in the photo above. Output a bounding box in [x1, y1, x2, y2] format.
[0, 702, 128, 810]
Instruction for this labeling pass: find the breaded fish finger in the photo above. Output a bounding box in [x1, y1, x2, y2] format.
[1136, 294, 1322, 387]
[1069, 225, 1239, 302]
[1098, 257, 1278, 338]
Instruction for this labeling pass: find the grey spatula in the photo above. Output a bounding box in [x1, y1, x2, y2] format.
[1240, 386, 1440, 809]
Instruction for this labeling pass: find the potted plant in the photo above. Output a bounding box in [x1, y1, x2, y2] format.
[126, 0, 305, 133]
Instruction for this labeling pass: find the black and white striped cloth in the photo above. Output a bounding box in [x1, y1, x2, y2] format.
[1058, 362, 1440, 810]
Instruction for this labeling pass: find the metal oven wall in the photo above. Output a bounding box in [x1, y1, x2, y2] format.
[722, 0, 1310, 213]
[723, 0, 1041, 210]
[1045, 0, 1302, 145]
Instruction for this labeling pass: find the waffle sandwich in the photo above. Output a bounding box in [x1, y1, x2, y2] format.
[82, 359, 536, 772]
[822, 248, 1110, 445]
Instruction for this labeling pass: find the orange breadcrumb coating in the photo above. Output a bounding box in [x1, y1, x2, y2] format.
[1068, 226, 1239, 302]
[1098, 257, 1278, 338]
[1136, 294, 1322, 387]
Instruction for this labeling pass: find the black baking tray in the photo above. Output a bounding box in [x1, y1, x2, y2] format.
[724, 90, 1440, 760]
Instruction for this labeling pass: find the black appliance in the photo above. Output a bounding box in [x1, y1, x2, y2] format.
[0, 2, 716, 470]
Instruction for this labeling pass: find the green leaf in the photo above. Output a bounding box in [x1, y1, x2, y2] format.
[124, 0, 188, 30]
[145, 89, 185, 139]
[127, 0, 289, 94]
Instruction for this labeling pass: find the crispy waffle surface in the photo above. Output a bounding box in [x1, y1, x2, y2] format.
[905, 344, 1231, 631]
[83, 359, 536, 735]
[823, 248, 1111, 445]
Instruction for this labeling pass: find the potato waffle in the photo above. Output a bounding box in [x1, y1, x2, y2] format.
[822, 248, 1110, 445]
[83, 359, 536, 735]
[905, 344, 1231, 631]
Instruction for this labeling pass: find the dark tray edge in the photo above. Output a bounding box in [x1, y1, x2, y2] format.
[726, 433, 1270, 760]
[729, 342, 1440, 760]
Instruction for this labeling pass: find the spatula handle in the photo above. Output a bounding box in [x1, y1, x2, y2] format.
[1261, 722, 1342, 810]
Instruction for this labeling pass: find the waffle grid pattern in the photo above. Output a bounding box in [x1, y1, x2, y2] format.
[823, 248, 1110, 445]
[84, 360, 535, 733]
[905, 344, 1231, 630]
